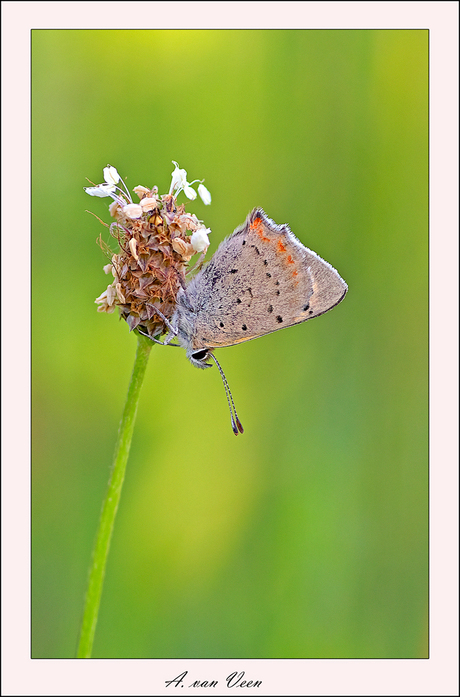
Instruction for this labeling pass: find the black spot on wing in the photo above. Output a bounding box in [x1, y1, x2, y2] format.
[210, 269, 224, 289]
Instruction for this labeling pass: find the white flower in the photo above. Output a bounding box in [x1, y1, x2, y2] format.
[198, 183, 212, 205]
[183, 185, 197, 200]
[123, 203, 143, 219]
[85, 184, 116, 197]
[190, 227, 211, 252]
[85, 165, 133, 207]
[169, 161, 188, 195]
[169, 161, 208, 202]
[103, 165, 120, 186]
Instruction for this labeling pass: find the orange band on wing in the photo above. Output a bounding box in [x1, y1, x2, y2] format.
[250, 217, 270, 242]
[277, 240, 287, 254]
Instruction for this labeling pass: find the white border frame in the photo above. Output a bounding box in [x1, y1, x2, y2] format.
[2, 2, 458, 695]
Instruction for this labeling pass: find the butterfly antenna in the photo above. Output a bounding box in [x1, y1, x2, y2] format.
[207, 353, 244, 435]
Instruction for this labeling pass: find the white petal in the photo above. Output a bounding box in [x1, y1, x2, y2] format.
[133, 185, 150, 198]
[85, 184, 116, 197]
[169, 161, 188, 194]
[190, 227, 210, 252]
[123, 203, 143, 219]
[184, 185, 197, 200]
[103, 165, 120, 185]
[198, 183, 212, 205]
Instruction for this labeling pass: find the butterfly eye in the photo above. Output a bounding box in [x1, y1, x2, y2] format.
[191, 349, 208, 361]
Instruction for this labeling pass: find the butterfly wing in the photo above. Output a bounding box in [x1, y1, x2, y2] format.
[184, 208, 347, 351]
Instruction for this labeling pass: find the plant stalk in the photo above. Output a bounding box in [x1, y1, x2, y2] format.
[76, 333, 152, 658]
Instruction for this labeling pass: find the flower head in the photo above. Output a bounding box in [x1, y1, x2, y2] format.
[88, 162, 212, 339]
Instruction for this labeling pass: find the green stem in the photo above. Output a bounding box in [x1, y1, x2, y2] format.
[76, 333, 153, 658]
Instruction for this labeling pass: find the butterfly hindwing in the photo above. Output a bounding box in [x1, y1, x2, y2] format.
[184, 208, 347, 350]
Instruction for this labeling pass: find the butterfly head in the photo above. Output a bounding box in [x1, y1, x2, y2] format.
[187, 347, 213, 370]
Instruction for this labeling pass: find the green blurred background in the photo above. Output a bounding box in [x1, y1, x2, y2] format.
[32, 29, 428, 658]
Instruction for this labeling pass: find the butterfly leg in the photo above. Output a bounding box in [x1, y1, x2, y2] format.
[147, 305, 177, 335]
[136, 327, 180, 347]
[136, 306, 180, 346]
[136, 330, 167, 345]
